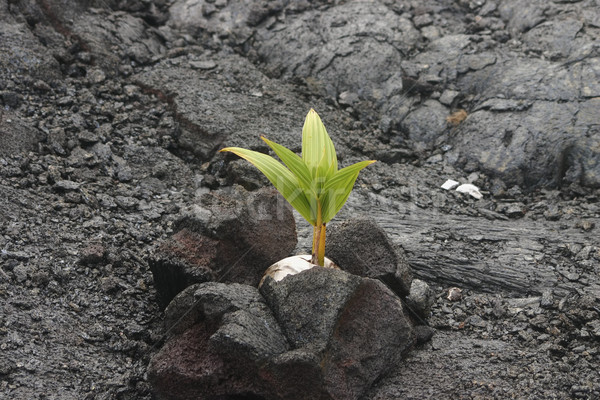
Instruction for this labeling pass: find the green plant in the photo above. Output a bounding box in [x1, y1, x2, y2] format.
[220, 109, 375, 266]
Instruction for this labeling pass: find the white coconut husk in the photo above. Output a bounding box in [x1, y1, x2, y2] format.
[259, 254, 339, 287]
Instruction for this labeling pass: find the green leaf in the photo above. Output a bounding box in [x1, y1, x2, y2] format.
[260, 136, 313, 193]
[220, 147, 317, 224]
[302, 109, 338, 185]
[320, 160, 376, 223]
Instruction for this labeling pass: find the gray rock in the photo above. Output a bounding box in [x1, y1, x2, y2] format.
[439, 89, 460, 106]
[188, 60, 217, 70]
[53, 180, 82, 191]
[0, 15, 61, 81]
[0, 111, 43, 157]
[562, 133, 600, 188]
[402, 99, 449, 148]
[132, 51, 341, 160]
[406, 279, 435, 320]
[326, 216, 413, 297]
[13, 264, 29, 283]
[320, 276, 415, 399]
[250, 1, 419, 103]
[163, 282, 288, 350]
[260, 266, 362, 350]
[169, 0, 287, 41]
[71, 10, 165, 67]
[160, 0, 600, 192]
[445, 100, 583, 187]
[0, 91, 21, 108]
[212, 308, 289, 361]
[523, 18, 584, 59]
[498, 0, 547, 35]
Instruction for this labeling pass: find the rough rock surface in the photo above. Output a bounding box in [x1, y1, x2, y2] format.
[326, 216, 413, 297]
[149, 282, 288, 399]
[2, 0, 600, 398]
[149, 268, 415, 400]
[213, 0, 599, 190]
[149, 186, 297, 307]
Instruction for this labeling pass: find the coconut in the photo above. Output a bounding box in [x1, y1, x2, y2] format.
[259, 254, 339, 287]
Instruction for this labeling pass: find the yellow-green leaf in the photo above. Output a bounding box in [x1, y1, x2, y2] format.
[302, 109, 338, 185]
[220, 147, 317, 224]
[260, 136, 313, 194]
[320, 160, 376, 223]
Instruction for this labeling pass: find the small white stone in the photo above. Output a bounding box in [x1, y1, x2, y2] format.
[441, 179, 460, 190]
[456, 183, 483, 199]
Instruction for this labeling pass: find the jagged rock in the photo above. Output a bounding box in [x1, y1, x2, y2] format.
[149, 281, 288, 399]
[149, 267, 416, 400]
[148, 230, 219, 308]
[0, 111, 44, 157]
[148, 186, 297, 307]
[260, 266, 362, 351]
[131, 50, 351, 161]
[251, 1, 419, 104]
[325, 216, 413, 297]
[165, 0, 600, 191]
[0, 11, 61, 82]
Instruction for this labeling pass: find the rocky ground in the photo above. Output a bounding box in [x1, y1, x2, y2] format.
[0, 0, 599, 399]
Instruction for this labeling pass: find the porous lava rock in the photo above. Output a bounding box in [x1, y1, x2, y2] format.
[148, 186, 297, 307]
[326, 216, 413, 297]
[148, 282, 288, 400]
[148, 268, 416, 400]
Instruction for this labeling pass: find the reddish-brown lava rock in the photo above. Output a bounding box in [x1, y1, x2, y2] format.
[149, 187, 298, 308]
[149, 229, 218, 308]
[148, 322, 270, 400]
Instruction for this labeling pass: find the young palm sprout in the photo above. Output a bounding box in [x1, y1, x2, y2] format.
[220, 109, 375, 266]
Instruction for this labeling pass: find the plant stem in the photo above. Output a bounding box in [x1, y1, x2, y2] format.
[311, 202, 325, 266]
[317, 223, 326, 266]
[311, 225, 318, 259]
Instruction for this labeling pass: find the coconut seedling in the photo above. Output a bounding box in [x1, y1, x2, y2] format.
[220, 109, 375, 267]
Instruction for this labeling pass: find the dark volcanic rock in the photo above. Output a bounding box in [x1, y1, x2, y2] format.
[3, 0, 600, 399]
[148, 229, 219, 308]
[149, 186, 297, 307]
[150, 267, 415, 400]
[164, 0, 600, 190]
[0, 111, 43, 157]
[0, 11, 61, 82]
[131, 50, 353, 162]
[148, 322, 271, 400]
[149, 282, 288, 399]
[406, 278, 436, 320]
[326, 216, 413, 297]
[322, 277, 415, 399]
[260, 266, 362, 350]
[250, 1, 419, 104]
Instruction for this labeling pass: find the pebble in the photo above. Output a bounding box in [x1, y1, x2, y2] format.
[447, 287, 463, 301]
[88, 69, 106, 84]
[189, 60, 217, 70]
[502, 202, 526, 218]
[53, 180, 81, 191]
[540, 289, 554, 309]
[12, 264, 29, 283]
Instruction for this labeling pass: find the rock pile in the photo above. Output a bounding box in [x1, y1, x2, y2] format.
[148, 196, 428, 399]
